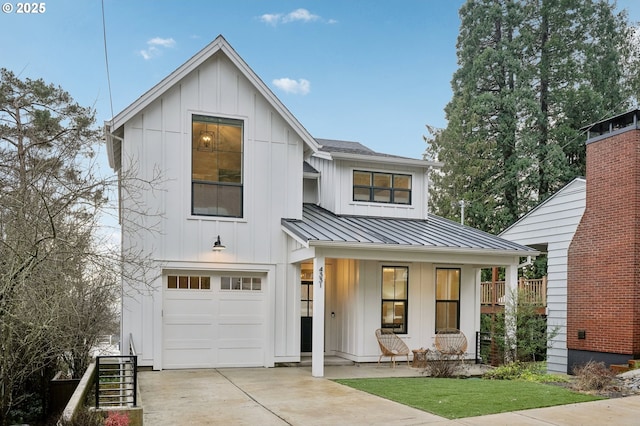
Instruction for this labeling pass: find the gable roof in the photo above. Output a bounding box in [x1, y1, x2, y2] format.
[317, 139, 376, 155]
[500, 177, 586, 237]
[303, 161, 320, 176]
[105, 35, 319, 170]
[315, 138, 442, 169]
[282, 204, 536, 255]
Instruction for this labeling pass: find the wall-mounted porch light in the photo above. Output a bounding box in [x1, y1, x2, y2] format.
[212, 235, 226, 251]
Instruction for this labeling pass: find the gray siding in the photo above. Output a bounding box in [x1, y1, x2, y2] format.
[500, 178, 585, 373]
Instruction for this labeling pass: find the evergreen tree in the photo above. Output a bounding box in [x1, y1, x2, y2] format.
[427, 0, 635, 232]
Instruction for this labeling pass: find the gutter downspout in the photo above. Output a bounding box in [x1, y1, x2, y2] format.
[424, 168, 430, 220]
[104, 121, 124, 171]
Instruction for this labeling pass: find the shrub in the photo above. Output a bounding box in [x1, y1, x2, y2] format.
[423, 351, 465, 378]
[104, 411, 130, 426]
[57, 408, 104, 426]
[484, 361, 539, 380]
[483, 361, 568, 383]
[572, 361, 614, 391]
[491, 289, 559, 363]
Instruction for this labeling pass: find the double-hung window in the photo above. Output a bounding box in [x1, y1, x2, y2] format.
[435, 268, 460, 332]
[353, 170, 411, 204]
[191, 115, 243, 217]
[381, 266, 408, 334]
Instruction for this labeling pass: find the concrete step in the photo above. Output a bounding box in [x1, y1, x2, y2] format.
[610, 359, 640, 375]
[611, 364, 630, 374]
[298, 356, 355, 367]
[629, 359, 640, 370]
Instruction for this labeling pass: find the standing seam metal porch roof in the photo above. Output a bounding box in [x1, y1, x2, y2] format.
[282, 204, 537, 254]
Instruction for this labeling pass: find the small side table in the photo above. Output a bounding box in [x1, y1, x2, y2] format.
[412, 348, 428, 369]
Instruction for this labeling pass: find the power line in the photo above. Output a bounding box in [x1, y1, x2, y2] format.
[101, 0, 114, 119]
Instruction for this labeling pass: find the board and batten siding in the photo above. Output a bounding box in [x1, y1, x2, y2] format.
[308, 157, 427, 219]
[500, 178, 586, 373]
[120, 52, 306, 367]
[307, 156, 337, 213]
[324, 259, 479, 363]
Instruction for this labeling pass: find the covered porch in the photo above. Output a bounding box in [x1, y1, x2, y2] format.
[282, 204, 537, 377]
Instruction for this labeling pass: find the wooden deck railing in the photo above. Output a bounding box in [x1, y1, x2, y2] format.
[480, 277, 547, 306]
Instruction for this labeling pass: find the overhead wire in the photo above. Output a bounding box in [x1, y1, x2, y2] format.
[101, 0, 114, 119]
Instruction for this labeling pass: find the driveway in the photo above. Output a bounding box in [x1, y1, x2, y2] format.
[139, 366, 447, 425]
[138, 364, 640, 425]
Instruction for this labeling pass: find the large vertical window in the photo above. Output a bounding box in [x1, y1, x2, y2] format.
[381, 266, 408, 334]
[435, 268, 460, 332]
[191, 115, 243, 217]
[353, 171, 412, 204]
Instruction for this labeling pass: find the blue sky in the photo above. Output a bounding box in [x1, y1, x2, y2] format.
[1, 0, 639, 160]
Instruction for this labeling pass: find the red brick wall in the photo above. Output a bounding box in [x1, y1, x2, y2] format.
[567, 128, 640, 356]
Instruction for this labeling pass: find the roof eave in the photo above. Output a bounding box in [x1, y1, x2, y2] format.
[328, 151, 443, 168]
[281, 224, 310, 248]
[104, 121, 122, 172]
[306, 240, 538, 256]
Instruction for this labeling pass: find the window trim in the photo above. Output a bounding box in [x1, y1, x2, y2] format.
[381, 265, 409, 334]
[435, 267, 461, 333]
[190, 113, 245, 218]
[352, 170, 412, 205]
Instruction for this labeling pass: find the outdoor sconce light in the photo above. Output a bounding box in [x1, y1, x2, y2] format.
[212, 235, 226, 251]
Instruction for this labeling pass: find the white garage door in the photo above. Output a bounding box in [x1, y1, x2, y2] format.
[163, 273, 266, 369]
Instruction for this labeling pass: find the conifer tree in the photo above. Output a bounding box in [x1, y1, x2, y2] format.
[427, 0, 635, 232]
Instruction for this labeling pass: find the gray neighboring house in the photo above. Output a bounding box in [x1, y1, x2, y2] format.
[499, 178, 586, 373]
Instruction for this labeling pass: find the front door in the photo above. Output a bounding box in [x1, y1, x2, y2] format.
[300, 280, 313, 352]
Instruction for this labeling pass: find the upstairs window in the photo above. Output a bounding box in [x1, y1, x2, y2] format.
[192, 115, 243, 217]
[353, 170, 411, 204]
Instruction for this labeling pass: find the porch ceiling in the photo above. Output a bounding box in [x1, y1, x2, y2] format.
[282, 204, 537, 255]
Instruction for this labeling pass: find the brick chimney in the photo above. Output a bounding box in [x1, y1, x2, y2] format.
[567, 110, 640, 372]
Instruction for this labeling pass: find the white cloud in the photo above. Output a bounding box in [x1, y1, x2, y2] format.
[139, 37, 176, 60]
[259, 8, 330, 26]
[259, 13, 282, 26]
[148, 37, 176, 48]
[283, 8, 319, 23]
[272, 78, 311, 95]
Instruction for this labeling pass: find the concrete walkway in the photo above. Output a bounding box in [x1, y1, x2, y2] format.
[138, 364, 640, 425]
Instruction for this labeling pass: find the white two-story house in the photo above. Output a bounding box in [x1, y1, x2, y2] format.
[105, 35, 535, 377]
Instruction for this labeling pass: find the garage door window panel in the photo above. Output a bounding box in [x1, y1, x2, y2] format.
[167, 275, 211, 290]
[221, 276, 262, 291]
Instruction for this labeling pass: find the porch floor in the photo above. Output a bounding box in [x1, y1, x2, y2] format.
[282, 355, 491, 378]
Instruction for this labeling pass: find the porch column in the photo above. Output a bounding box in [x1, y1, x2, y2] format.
[312, 256, 325, 377]
[505, 263, 518, 362]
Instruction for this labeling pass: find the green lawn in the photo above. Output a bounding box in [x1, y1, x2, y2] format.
[333, 377, 603, 419]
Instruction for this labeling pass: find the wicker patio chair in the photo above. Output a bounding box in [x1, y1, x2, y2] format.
[375, 328, 410, 367]
[434, 329, 468, 360]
